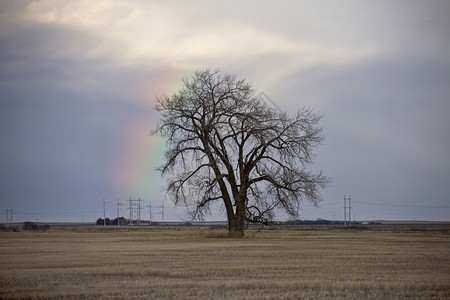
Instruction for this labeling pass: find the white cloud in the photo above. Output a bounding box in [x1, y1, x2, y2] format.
[21, 0, 379, 72]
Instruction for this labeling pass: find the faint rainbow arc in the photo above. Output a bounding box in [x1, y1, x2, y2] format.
[114, 68, 187, 198]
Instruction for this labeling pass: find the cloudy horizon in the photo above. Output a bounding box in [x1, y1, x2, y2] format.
[1, 0, 449, 223]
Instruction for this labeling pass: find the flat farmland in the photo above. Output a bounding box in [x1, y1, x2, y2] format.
[0, 226, 449, 299]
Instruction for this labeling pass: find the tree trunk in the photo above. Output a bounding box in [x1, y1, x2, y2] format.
[228, 220, 245, 237]
[227, 196, 245, 237]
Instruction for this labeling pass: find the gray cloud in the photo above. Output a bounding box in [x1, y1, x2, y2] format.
[1, 0, 449, 222]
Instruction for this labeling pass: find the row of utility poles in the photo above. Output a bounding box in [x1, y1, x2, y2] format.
[4, 196, 354, 226]
[103, 198, 165, 227]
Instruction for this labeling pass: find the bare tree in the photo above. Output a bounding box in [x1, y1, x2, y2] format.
[153, 69, 330, 236]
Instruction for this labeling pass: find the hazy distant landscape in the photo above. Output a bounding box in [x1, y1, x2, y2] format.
[1, 224, 449, 299]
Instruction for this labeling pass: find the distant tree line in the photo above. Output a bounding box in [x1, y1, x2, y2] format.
[0, 222, 50, 232]
[96, 217, 128, 226]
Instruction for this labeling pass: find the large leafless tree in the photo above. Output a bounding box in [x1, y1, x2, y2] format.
[153, 69, 329, 236]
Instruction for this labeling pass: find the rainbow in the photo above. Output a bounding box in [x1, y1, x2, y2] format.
[113, 67, 190, 202]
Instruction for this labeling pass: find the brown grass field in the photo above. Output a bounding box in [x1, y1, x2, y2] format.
[0, 225, 449, 299]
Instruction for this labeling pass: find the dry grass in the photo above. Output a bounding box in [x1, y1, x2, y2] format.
[0, 226, 449, 299]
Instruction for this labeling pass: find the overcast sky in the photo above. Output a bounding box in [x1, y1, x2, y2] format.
[1, 0, 449, 223]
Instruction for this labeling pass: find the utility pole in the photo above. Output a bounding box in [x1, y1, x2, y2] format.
[5, 209, 13, 225]
[344, 195, 352, 226]
[128, 197, 143, 226]
[146, 202, 152, 226]
[103, 198, 106, 226]
[161, 201, 164, 225]
[344, 196, 347, 226]
[349, 195, 352, 226]
[117, 200, 122, 227]
[138, 197, 142, 225]
[129, 197, 132, 226]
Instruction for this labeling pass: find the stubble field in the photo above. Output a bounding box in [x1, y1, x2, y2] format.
[0, 225, 449, 299]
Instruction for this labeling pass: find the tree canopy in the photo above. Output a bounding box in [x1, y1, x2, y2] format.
[153, 69, 329, 236]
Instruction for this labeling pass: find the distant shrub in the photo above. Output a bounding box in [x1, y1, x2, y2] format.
[110, 217, 127, 226]
[96, 218, 111, 225]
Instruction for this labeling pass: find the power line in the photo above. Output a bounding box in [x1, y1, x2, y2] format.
[301, 202, 341, 208]
[353, 201, 450, 209]
[356, 209, 449, 218]
[321, 202, 341, 206]
[14, 211, 101, 215]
